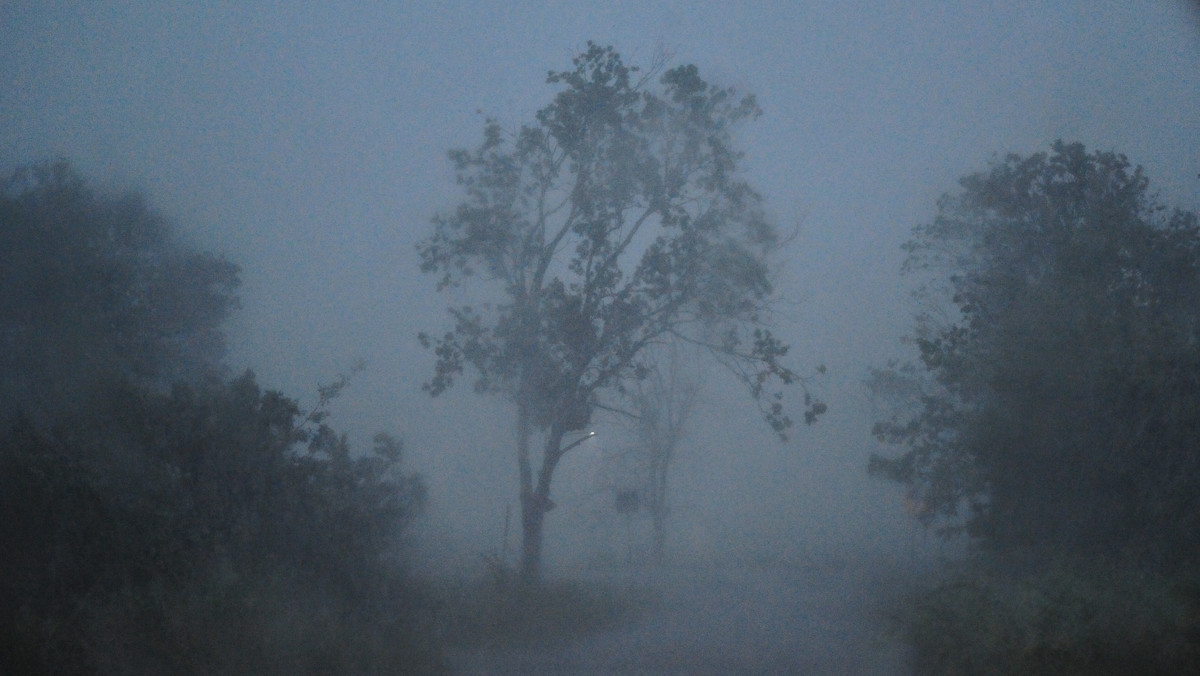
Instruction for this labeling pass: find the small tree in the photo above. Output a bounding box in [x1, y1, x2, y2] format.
[419, 44, 823, 582]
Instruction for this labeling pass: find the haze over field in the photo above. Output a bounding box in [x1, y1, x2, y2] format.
[3, 2, 1200, 672]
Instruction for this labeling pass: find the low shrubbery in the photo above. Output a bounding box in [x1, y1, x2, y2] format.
[893, 553, 1200, 675]
[0, 372, 445, 675]
[5, 566, 443, 675]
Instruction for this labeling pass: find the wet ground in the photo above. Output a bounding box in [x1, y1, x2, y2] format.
[449, 552, 916, 675]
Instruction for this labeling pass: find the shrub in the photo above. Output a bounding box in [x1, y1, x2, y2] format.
[0, 372, 441, 674]
[895, 555, 1200, 675]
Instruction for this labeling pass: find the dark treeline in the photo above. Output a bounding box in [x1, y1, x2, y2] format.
[0, 163, 443, 674]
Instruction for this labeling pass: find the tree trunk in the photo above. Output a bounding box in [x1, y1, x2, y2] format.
[649, 456, 669, 564]
[518, 426, 565, 584]
[651, 506, 666, 564]
[515, 396, 539, 584]
[519, 494, 546, 584]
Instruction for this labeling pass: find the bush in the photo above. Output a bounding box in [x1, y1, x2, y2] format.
[0, 372, 442, 674]
[894, 555, 1200, 675]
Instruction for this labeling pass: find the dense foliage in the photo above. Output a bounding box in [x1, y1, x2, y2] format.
[894, 556, 1200, 675]
[0, 161, 240, 424]
[1, 372, 435, 673]
[419, 43, 821, 581]
[870, 141, 1200, 565]
[0, 163, 440, 674]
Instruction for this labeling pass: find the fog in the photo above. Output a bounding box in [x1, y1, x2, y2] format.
[4, 1, 1200, 672]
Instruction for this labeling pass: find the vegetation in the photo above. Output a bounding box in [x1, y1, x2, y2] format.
[603, 345, 701, 563]
[0, 163, 443, 674]
[871, 141, 1200, 562]
[870, 142, 1200, 672]
[895, 555, 1200, 675]
[439, 560, 653, 649]
[0, 161, 240, 424]
[419, 42, 824, 583]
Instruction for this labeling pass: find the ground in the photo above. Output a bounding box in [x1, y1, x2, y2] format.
[449, 550, 918, 675]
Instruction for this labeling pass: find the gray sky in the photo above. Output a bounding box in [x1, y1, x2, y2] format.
[4, 1, 1199, 568]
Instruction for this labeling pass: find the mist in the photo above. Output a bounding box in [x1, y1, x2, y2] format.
[4, 2, 1200, 673]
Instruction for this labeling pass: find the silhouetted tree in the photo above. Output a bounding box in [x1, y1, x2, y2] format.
[0, 161, 239, 425]
[419, 44, 823, 582]
[870, 141, 1200, 565]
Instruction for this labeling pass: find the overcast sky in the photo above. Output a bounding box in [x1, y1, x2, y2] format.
[4, 1, 1199, 567]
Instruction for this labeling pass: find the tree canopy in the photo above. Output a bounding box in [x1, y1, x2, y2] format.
[870, 141, 1200, 565]
[0, 161, 240, 424]
[419, 43, 822, 581]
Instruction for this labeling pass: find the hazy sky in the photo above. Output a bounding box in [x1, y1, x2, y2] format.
[4, 1, 1199, 567]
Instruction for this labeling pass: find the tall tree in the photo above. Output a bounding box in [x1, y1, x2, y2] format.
[419, 44, 822, 582]
[870, 141, 1200, 564]
[0, 161, 240, 424]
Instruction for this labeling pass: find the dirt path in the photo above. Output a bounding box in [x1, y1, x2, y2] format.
[449, 553, 915, 675]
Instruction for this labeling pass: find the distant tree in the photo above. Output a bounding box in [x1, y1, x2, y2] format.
[870, 141, 1200, 565]
[419, 43, 824, 582]
[0, 161, 239, 424]
[617, 345, 701, 563]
